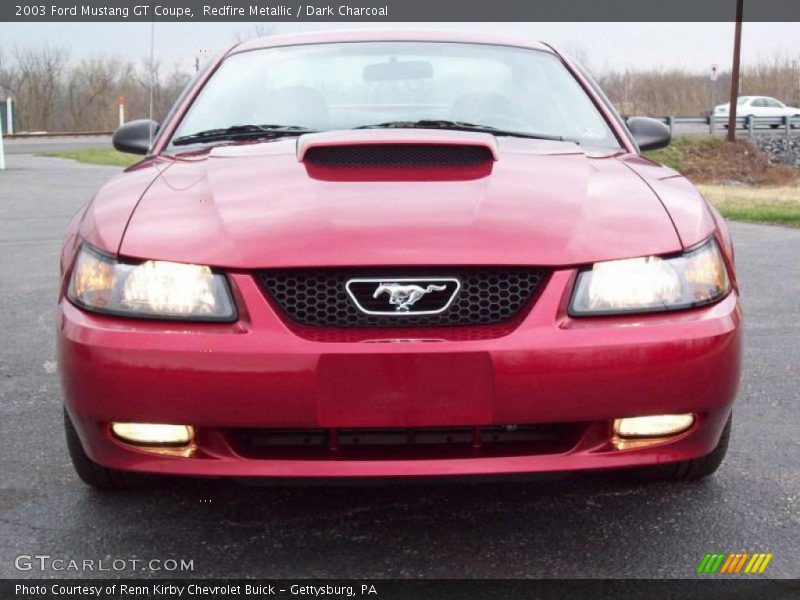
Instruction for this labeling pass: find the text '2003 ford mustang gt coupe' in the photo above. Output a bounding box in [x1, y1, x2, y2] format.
[59, 31, 741, 489]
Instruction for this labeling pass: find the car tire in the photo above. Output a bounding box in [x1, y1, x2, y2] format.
[64, 409, 145, 490]
[630, 414, 732, 482]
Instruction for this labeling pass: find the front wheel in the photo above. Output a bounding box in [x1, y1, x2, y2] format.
[64, 409, 147, 490]
[630, 414, 732, 482]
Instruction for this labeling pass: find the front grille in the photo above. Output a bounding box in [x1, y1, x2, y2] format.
[303, 144, 493, 167]
[228, 424, 582, 460]
[257, 267, 548, 328]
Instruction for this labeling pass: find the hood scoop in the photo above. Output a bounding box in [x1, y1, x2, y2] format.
[304, 143, 495, 166]
[297, 129, 498, 164]
[297, 129, 497, 181]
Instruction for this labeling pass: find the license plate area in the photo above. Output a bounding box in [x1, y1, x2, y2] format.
[316, 352, 493, 427]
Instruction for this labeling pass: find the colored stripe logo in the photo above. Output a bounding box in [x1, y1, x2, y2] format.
[696, 552, 773, 574]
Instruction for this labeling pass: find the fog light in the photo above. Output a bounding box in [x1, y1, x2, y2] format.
[111, 423, 193, 445]
[614, 414, 695, 438]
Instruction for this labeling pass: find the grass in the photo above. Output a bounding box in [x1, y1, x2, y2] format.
[646, 136, 800, 227]
[38, 148, 139, 167]
[644, 136, 724, 173]
[698, 184, 800, 227]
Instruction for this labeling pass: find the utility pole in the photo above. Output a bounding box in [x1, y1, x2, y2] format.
[726, 0, 744, 142]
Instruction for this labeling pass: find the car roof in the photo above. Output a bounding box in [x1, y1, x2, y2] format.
[232, 30, 554, 55]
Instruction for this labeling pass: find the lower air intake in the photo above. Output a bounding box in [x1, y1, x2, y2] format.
[228, 424, 583, 460]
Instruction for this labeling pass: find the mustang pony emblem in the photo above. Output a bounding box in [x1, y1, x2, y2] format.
[345, 277, 460, 316]
[373, 283, 448, 312]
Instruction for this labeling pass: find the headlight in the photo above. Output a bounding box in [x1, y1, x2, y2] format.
[67, 245, 236, 321]
[570, 238, 730, 316]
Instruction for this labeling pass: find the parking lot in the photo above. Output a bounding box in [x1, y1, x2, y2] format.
[0, 153, 798, 579]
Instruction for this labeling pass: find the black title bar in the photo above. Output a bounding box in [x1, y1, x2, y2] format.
[3, 0, 800, 22]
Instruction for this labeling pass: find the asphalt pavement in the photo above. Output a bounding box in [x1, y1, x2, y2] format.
[0, 154, 798, 579]
[2, 136, 112, 155]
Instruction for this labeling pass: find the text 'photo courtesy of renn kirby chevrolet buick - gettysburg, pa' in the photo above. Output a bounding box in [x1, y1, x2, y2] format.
[0, 1, 799, 597]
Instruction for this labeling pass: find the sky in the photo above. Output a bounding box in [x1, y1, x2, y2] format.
[1, 22, 799, 74]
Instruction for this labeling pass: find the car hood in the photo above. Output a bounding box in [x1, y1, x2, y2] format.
[118, 132, 685, 268]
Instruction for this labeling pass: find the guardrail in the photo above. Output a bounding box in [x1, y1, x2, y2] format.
[5, 117, 800, 140]
[654, 115, 800, 136]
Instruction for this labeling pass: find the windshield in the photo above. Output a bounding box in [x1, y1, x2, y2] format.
[170, 41, 621, 150]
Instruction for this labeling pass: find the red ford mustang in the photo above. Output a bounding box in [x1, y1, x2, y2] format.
[59, 31, 741, 489]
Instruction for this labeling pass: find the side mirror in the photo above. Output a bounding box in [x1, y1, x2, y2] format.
[626, 117, 671, 151]
[112, 119, 159, 155]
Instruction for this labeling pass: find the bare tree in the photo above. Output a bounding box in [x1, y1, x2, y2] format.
[138, 56, 161, 121]
[598, 69, 707, 116]
[67, 57, 124, 130]
[1, 48, 191, 131]
[233, 23, 274, 42]
[1, 37, 798, 134]
[0, 49, 16, 97]
[564, 45, 591, 71]
[741, 53, 800, 106]
[11, 46, 69, 131]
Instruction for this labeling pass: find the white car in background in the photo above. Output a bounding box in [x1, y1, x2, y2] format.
[715, 96, 800, 127]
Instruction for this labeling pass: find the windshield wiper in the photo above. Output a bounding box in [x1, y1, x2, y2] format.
[355, 120, 576, 143]
[172, 124, 316, 146]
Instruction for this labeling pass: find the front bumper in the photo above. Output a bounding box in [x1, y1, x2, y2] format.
[59, 270, 742, 478]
